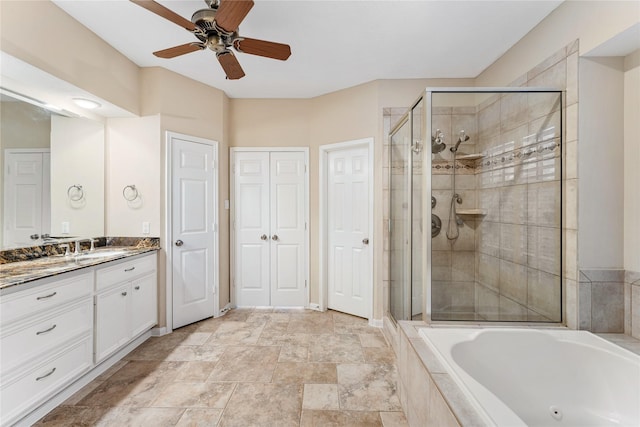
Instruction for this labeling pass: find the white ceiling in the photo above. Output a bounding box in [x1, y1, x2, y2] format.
[52, 0, 563, 99]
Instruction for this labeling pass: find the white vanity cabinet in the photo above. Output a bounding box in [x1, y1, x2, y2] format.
[0, 271, 94, 427]
[94, 253, 157, 363]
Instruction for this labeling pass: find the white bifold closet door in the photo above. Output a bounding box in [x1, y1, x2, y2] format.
[234, 151, 307, 307]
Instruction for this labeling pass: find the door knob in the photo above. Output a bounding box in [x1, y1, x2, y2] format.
[272, 235, 279, 241]
[260, 234, 268, 241]
[362, 238, 369, 245]
[175, 239, 184, 246]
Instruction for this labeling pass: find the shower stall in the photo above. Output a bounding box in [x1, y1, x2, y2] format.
[389, 88, 563, 322]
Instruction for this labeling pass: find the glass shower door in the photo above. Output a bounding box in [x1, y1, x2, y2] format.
[389, 117, 411, 321]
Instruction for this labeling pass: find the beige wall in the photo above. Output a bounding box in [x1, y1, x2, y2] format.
[50, 116, 105, 238]
[578, 57, 625, 269]
[140, 67, 230, 324]
[0, 1, 140, 115]
[477, 1, 639, 87]
[624, 49, 640, 272]
[105, 116, 161, 238]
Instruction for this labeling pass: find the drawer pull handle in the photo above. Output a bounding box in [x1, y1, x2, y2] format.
[134, 286, 140, 290]
[122, 291, 128, 296]
[36, 292, 57, 300]
[36, 324, 57, 335]
[124, 267, 136, 272]
[36, 367, 56, 381]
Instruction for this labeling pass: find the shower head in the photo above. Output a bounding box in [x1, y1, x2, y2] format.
[431, 129, 446, 153]
[450, 130, 470, 152]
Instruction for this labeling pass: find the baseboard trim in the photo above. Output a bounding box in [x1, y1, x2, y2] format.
[369, 318, 383, 328]
[151, 326, 169, 337]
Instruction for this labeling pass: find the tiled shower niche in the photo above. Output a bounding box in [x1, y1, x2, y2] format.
[430, 90, 562, 322]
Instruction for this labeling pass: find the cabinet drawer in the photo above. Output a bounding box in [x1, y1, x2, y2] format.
[96, 254, 156, 291]
[0, 335, 92, 427]
[1, 298, 93, 373]
[0, 272, 92, 325]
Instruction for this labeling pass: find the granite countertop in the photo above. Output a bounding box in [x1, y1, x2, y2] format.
[0, 241, 160, 291]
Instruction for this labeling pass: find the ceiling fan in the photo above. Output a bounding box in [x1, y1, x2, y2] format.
[131, 0, 291, 80]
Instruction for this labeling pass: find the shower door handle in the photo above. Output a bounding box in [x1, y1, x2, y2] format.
[362, 238, 369, 245]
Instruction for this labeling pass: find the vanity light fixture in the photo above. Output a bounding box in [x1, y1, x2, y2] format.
[72, 97, 101, 109]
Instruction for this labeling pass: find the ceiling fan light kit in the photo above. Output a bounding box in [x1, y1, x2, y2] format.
[131, 0, 291, 80]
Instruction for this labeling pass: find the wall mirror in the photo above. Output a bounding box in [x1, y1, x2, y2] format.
[0, 91, 105, 249]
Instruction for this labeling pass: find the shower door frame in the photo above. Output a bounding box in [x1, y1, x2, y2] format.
[424, 87, 563, 323]
[388, 96, 426, 322]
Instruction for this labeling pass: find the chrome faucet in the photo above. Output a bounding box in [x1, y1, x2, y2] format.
[74, 239, 83, 256]
[59, 244, 71, 257]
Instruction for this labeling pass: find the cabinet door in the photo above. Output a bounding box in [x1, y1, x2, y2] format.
[95, 283, 130, 363]
[130, 273, 157, 338]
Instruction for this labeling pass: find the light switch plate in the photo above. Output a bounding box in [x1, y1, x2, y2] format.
[142, 221, 150, 234]
[62, 222, 70, 234]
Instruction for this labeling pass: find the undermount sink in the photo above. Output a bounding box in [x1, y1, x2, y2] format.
[75, 249, 129, 259]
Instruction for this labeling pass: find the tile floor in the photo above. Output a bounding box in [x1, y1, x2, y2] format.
[35, 308, 409, 426]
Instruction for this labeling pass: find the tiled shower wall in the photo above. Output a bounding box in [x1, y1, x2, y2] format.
[383, 41, 581, 324]
[431, 107, 479, 318]
[579, 269, 640, 335]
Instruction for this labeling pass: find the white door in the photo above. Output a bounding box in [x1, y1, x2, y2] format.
[3, 150, 50, 247]
[233, 150, 307, 307]
[171, 136, 217, 329]
[270, 152, 307, 306]
[327, 146, 371, 318]
[234, 151, 271, 306]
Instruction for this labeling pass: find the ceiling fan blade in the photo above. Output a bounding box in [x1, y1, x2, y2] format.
[215, 0, 254, 33]
[153, 43, 204, 58]
[217, 51, 246, 80]
[234, 37, 291, 61]
[130, 0, 196, 31]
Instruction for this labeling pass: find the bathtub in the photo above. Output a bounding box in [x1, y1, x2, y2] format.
[419, 327, 640, 427]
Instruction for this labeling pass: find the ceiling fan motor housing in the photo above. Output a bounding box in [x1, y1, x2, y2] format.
[192, 8, 236, 53]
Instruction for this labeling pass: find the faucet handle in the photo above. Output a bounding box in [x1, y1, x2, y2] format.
[89, 238, 96, 252]
[59, 244, 70, 257]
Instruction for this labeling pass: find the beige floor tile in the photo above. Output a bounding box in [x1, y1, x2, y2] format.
[175, 361, 218, 382]
[302, 384, 340, 410]
[278, 344, 309, 362]
[288, 313, 334, 334]
[61, 378, 105, 406]
[363, 347, 396, 364]
[218, 383, 302, 427]
[300, 410, 382, 427]
[163, 344, 227, 362]
[35, 309, 407, 426]
[206, 321, 265, 345]
[337, 363, 397, 386]
[34, 406, 112, 426]
[76, 361, 183, 407]
[338, 383, 402, 411]
[380, 411, 410, 427]
[95, 407, 185, 426]
[359, 333, 388, 347]
[272, 362, 338, 383]
[308, 334, 364, 363]
[209, 346, 280, 382]
[151, 382, 235, 408]
[175, 408, 223, 427]
[337, 364, 401, 411]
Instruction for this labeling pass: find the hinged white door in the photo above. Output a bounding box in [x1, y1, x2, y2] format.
[171, 136, 216, 328]
[233, 150, 307, 307]
[327, 146, 371, 318]
[234, 151, 271, 306]
[3, 151, 50, 247]
[270, 152, 306, 306]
